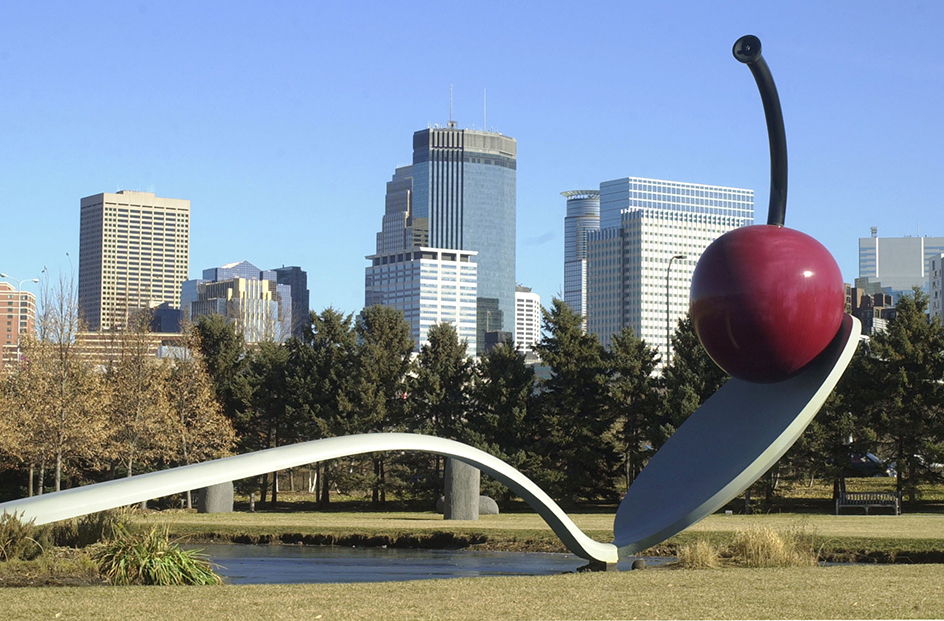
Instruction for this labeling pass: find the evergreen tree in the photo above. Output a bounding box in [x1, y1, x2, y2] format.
[609, 327, 660, 486]
[245, 339, 292, 504]
[407, 323, 473, 440]
[284, 308, 359, 506]
[468, 339, 536, 454]
[354, 305, 414, 504]
[468, 339, 540, 501]
[405, 323, 473, 499]
[286, 308, 357, 438]
[656, 314, 729, 448]
[859, 289, 944, 503]
[166, 328, 236, 508]
[534, 299, 620, 503]
[193, 314, 251, 433]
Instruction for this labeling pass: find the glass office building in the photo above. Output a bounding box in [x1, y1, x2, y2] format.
[183, 261, 292, 343]
[370, 126, 516, 354]
[562, 190, 601, 324]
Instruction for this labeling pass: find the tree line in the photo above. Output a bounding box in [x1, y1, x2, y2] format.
[0, 276, 233, 506]
[2, 283, 942, 510]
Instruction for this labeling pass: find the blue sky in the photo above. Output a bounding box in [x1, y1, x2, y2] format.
[1, 1, 941, 317]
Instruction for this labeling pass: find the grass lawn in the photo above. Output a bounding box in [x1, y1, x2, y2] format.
[3, 564, 943, 620]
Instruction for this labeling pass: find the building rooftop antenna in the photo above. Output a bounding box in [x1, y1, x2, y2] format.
[448, 85, 456, 128]
[484, 87, 487, 132]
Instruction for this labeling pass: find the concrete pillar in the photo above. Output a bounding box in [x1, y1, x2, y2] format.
[443, 458, 479, 520]
[196, 481, 234, 513]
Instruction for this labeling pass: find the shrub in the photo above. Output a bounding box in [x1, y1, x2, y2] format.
[0, 513, 52, 562]
[94, 524, 222, 586]
[53, 509, 125, 548]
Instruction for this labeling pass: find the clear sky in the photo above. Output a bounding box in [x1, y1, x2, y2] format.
[1, 1, 941, 317]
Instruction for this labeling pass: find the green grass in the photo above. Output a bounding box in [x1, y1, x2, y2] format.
[2, 565, 944, 620]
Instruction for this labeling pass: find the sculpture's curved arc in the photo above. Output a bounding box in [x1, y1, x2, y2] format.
[0, 434, 618, 564]
[613, 314, 860, 554]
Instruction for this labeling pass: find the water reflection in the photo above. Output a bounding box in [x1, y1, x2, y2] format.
[193, 544, 670, 584]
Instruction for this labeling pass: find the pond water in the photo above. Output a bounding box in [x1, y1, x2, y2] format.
[192, 544, 671, 585]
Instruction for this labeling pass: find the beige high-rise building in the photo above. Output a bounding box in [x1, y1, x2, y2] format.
[78, 191, 190, 331]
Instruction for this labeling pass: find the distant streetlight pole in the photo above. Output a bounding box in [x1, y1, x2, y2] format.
[1, 273, 40, 361]
[665, 255, 688, 369]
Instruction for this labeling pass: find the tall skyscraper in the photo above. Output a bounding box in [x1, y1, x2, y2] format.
[371, 125, 516, 354]
[858, 227, 944, 296]
[273, 266, 310, 340]
[514, 285, 542, 355]
[587, 177, 754, 365]
[562, 190, 601, 323]
[78, 191, 190, 331]
[182, 261, 292, 343]
[0, 281, 37, 368]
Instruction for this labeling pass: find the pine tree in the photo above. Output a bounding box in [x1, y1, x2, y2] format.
[468, 339, 539, 501]
[354, 305, 414, 504]
[193, 314, 252, 435]
[534, 298, 620, 503]
[860, 289, 944, 503]
[656, 314, 729, 448]
[408, 323, 473, 439]
[166, 328, 236, 508]
[609, 327, 660, 486]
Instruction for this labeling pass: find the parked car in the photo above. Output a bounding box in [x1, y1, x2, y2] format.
[914, 454, 944, 474]
[845, 451, 896, 477]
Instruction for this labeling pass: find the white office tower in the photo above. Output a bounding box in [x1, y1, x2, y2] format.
[514, 285, 542, 354]
[562, 190, 600, 326]
[365, 248, 478, 356]
[587, 177, 753, 367]
[858, 227, 944, 296]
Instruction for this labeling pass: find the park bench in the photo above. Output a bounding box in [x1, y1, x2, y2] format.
[835, 491, 901, 515]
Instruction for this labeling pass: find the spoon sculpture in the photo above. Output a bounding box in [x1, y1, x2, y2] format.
[0, 36, 859, 568]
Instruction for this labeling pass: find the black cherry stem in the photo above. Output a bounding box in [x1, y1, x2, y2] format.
[733, 35, 787, 227]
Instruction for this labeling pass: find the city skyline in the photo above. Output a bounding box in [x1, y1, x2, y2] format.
[2, 3, 942, 320]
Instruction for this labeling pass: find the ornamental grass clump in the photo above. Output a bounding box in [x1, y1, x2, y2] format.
[0, 513, 52, 562]
[677, 538, 723, 569]
[95, 524, 223, 586]
[727, 524, 818, 568]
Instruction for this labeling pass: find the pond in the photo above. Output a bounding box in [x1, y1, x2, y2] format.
[192, 544, 671, 585]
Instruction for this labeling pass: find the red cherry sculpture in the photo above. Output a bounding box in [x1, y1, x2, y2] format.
[690, 225, 845, 383]
[690, 36, 846, 383]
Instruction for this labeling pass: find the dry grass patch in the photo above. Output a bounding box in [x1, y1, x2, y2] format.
[727, 525, 818, 568]
[2, 565, 944, 620]
[677, 539, 722, 569]
[677, 524, 818, 568]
